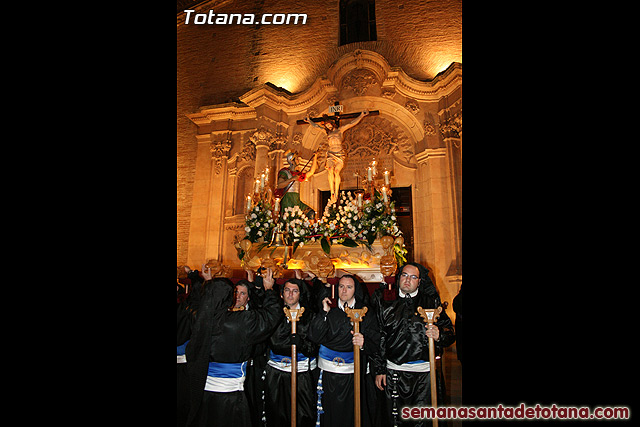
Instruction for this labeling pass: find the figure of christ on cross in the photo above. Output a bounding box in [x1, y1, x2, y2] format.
[302, 107, 373, 203]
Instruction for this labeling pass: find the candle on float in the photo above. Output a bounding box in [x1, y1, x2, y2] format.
[372, 160, 377, 176]
[274, 197, 280, 213]
[384, 170, 390, 185]
[367, 167, 372, 181]
[255, 179, 260, 193]
[382, 186, 388, 203]
[246, 195, 252, 212]
[260, 174, 265, 190]
[357, 193, 363, 208]
[265, 168, 269, 184]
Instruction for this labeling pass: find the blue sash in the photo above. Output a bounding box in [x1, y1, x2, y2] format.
[269, 350, 309, 363]
[318, 345, 354, 364]
[177, 340, 189, 356]
[407, 359, 427, 364]
[207, 361, 247, 379]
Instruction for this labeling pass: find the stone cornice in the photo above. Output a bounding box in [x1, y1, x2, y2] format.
[187, 104, 256, 126]
[385, 62, 462, 101]
[186, 50, 461, 129]
[239, 77, 337, 114]
[415, 148, 447, 164]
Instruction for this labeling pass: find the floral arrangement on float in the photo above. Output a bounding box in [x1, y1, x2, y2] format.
[237, 159, 408, 269]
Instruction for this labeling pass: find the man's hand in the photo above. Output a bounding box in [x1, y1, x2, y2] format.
[375, 374, 386, 390]
[262, 267, 274, 290]
[426, 324, 440, 340]
[351, 331, 364, 349]
[321, 297, 331, 313]
[201, 264, 213, 281]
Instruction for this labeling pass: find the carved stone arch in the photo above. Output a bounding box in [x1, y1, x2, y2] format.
[327, 49, 390, 89]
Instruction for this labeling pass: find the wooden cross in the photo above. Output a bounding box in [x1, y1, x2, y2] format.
[344, 306, 368, 427]
[283, 306, 305, 427]
[416, 306, 443, 427]
[296, 101, 379, 127]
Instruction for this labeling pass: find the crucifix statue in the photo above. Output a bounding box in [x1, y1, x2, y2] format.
[297, 102, 379, 203]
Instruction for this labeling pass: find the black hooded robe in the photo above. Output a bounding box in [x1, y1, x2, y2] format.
[371, 263, 455, 427]
[185, 279, 282, 427]
[263, 278, 319, 427]
[177, 278, 204, 427]
[307, 275, 380, 427]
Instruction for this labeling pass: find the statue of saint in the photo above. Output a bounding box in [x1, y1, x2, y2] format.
[305, 109, 369, 203]
[275, 150, 318, 219]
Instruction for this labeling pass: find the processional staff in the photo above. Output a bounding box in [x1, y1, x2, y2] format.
[416, 306, 443, 427]
[344, 306, 368, 427]
[283, 306, 305, 427]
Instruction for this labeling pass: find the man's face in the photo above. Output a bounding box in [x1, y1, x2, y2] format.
[234, 285, 249, 308]
[338, 277, 356, 303]
[282, 282, 300, 307]
[398, 264, 420, 294]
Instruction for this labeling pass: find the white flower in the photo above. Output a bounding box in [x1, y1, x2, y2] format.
[245, 226, 251, 232]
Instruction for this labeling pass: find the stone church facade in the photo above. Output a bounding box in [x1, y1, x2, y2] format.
[177, 0, 461, 308]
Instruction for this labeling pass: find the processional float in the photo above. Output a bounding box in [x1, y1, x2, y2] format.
[237, 102, 410, 424]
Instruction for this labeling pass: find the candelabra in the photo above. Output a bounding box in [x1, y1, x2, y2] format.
[356, 159, 394, 214]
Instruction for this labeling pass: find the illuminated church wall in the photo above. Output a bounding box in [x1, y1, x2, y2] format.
[177, 0, 461, 307]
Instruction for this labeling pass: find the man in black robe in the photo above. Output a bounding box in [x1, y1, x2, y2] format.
[185, 270, 281, 427]
[177, 266, 210, 427]
[263, 277, 319, 427]
[235, 277, 269, 427]
[372, 262, 455, 427]
[308, 274, 380, 427]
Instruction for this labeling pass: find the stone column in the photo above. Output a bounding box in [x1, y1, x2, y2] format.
[414, 147, 457, 315]
[207, 137, 232, 262]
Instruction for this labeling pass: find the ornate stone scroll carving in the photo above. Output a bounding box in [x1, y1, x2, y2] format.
[238, 138, 256, 163]
[423, 120, 436, 136]
[405, 101, 420, 115]
[440, 109, 462, 138]
[341, 69, 378, 96]
[210, 137, 232, 174]
[249, 126, 274, 147]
